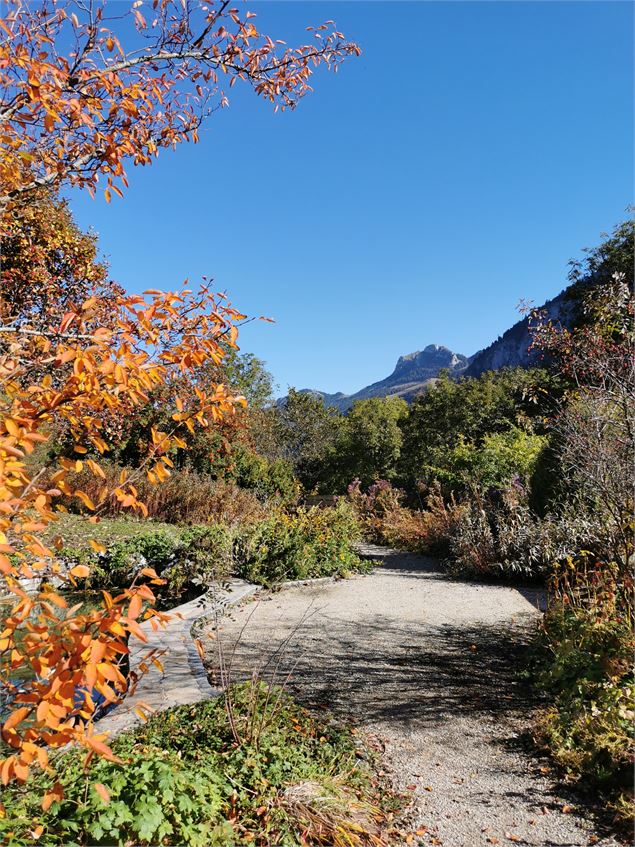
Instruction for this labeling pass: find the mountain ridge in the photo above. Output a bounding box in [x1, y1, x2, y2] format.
[279, 271, 596, 411]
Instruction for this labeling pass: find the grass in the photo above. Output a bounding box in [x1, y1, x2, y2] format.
[43, 513, 179, 550]
[0, 682, 403, 846]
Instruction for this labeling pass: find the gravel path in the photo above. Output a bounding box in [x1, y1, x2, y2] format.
[202, 544, 620, 847]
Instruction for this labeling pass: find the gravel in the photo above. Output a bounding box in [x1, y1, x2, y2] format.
[202, 543, 622, 847]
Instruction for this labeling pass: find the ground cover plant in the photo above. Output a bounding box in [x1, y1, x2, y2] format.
[0, 682, 400, 846]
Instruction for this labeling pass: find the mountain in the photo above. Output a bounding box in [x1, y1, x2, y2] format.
[287, 345, 468, 412]
[465, 288, 576, 378]
[280, 220, 633, 410]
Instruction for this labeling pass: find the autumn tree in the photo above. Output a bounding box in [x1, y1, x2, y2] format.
[0, 0, 359, 210]
[1, 190, 122, 338]
[531, 272, 635, 569]
[0, 0, 359, 790]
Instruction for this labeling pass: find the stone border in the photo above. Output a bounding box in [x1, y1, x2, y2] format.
[96, 568, 374, 737]
[97, 578, 257, 736]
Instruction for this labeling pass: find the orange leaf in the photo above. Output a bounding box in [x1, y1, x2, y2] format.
[42, 782, 64, 811]
[94, 782, 110, 804]
[128, 594, 142, 621]
[3, 706, 30, 731]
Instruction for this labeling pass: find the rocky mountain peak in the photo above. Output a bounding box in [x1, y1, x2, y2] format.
[393, 345, 467, 379]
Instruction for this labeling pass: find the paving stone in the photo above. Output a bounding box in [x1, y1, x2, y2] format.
[97, 578, 257, 736]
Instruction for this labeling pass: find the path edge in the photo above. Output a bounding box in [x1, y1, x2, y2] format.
[97, 578, 258, 736]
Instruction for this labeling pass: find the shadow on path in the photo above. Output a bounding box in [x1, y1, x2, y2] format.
[215, 614, 537, 729]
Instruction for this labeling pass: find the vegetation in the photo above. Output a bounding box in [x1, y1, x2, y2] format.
[55, 502, 367, 603]
[0, 0, 631, 833]
[0, 683, 399, 846]
[345, 221, 634, 818]
[0, 0, 360, 786]
[531, 559, 634, 823]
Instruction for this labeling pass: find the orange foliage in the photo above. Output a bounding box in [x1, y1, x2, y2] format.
[0, 0, 359, 790]
[0, 0, 360, 207]
[0, 281, 245, 784]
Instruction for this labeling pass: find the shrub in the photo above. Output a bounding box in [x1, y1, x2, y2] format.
[63, 503, 367, 600]
[531, 560, 634, 822]
[348, 480, 464, 557]
[64, 463, 268, 525]
[236, 502, 367, 586]
[445, 488, 629, 580]
[427, 428, 547, 493]
[0, 683, 397, 846]
[61, 526, 232, 609]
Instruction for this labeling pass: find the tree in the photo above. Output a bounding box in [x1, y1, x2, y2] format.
[336, 397, 407, 490]
[531, 273, 634, 569]
[1, 189, 123, 339]
[398, 368, 560, 494]
[0, 0, 359, 211]
[275, 389, 342, 492]
[221, 351, 274, 411]
[0, 262, 246, 785]
[0, 0, 359, 788]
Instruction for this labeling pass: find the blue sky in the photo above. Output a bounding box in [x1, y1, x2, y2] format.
[68, 1, 633, 396]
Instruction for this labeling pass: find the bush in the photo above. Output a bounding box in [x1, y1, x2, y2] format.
[445, 488, 629, 580]
[63, 503, 368, 600]
[427, 428, 547, 493]
[64, 463, 269, 525]
[63, 526, 233, 608]
[530, 560, 634, 822]
[236, 502, 367, 586]
[348, 480, 465, 558]
[0, 683, 397, 846]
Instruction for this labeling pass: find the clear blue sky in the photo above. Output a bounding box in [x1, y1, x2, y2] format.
[68, 1, 633, 397]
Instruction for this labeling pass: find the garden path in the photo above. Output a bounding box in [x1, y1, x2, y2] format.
[202, 543, 620, 847]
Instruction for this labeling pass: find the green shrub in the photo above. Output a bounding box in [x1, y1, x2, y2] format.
[531, 563, 634, 822]
[236, 502, 367, 586]
[62, 503, 367, 600]
[160, 524, 234, 600]
[0, 684, 397, 846]
[1, 750, 227, 847]
[428, 428, 546, 493]
[64, 529, 182, 592]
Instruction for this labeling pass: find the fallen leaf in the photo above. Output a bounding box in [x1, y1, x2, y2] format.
[406, 783, 417, 791]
